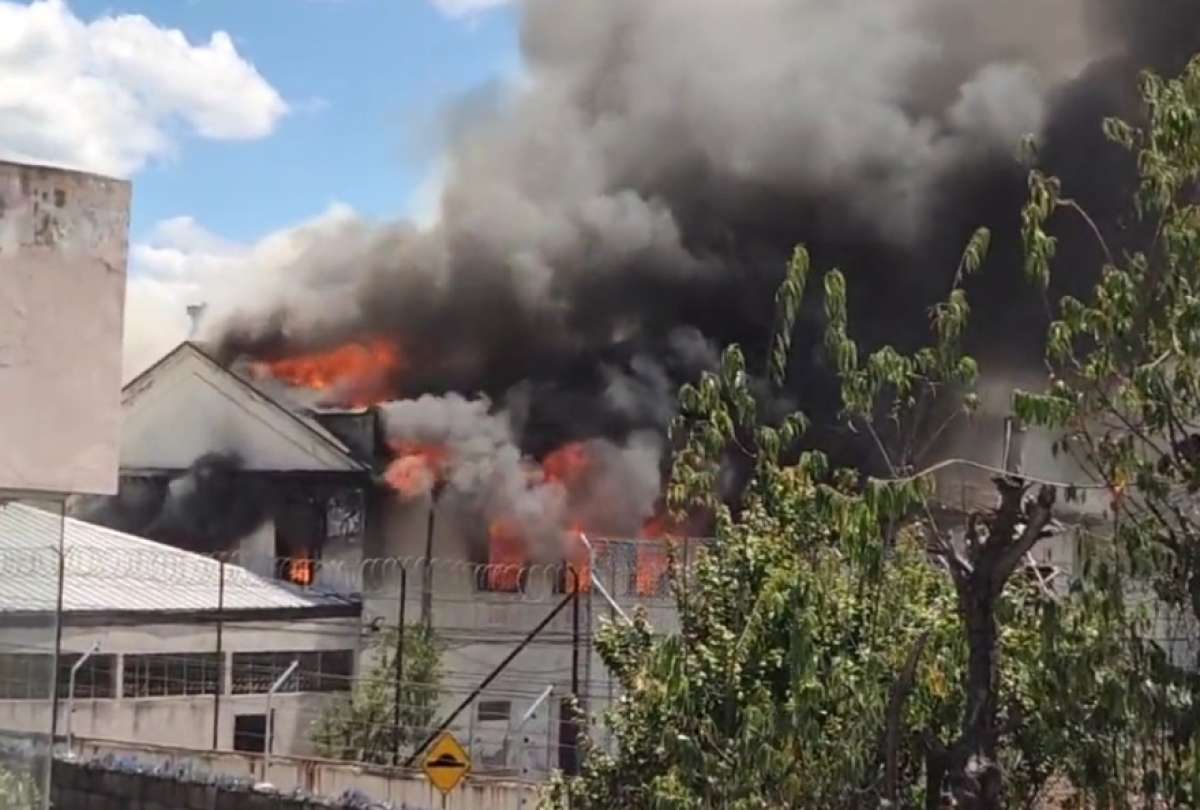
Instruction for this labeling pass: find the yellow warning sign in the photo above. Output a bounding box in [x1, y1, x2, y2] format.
[422, 732, 471, 795]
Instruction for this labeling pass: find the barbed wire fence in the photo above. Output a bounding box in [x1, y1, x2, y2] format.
[0, 525, 709, 788]
[4, 500, 1200, 808]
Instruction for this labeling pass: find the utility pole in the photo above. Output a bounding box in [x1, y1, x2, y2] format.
[421, 482, 446, 632]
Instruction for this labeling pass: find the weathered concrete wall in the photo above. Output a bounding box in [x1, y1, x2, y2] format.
[0, 618, 360, 756]
[59, 738, 538, 810]
[362, 495, 687, 775]
[0, 160, 130, 496]
[53, 761, 354, 810]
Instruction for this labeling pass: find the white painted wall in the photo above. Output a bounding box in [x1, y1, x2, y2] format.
[120, 345, 363, 473]
[0, 617, 361, 756]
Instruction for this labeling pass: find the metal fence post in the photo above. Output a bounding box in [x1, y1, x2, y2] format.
[264, 659, 300, 776]
[391, 565, 408, 766]
[65, 642, 100, 756]
[212, 558, 225, 750]
[44, 503, 67, 810]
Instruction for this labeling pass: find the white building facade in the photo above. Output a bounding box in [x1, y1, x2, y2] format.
[0, 503, 363, 758]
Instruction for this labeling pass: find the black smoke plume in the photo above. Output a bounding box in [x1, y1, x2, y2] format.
[72, 453, 270, 553]
[212, 0, 1200, 472]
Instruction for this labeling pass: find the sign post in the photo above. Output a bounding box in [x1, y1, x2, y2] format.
[421, 731, 471, 798]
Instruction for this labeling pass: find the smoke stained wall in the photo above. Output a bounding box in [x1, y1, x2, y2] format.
[205, 1, 1200, 527]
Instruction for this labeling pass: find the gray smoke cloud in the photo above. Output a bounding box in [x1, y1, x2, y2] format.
[211, 0, 1200, 483]
[379, 393, 662, 552]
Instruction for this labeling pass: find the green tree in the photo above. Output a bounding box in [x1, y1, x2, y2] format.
[311, 623, 441, 765]
[1015, 54, 1200, 806]
[545, 236, 1131, 808]
[0, 762, 39, 810]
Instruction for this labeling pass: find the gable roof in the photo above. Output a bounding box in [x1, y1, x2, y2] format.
[0, 502, 360, 621]
[119, 342, 369, 474]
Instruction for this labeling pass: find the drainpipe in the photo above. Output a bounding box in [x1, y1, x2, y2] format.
[65, 642, 101, 757]
[263, 659, 300, 777]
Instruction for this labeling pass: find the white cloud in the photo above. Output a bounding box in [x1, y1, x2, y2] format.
[430, 0, 511, 18]
[123, 204, 358, 380]
[0, 0, 288, 177]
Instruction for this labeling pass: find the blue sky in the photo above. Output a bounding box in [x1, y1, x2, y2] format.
[67, 0, 520, 242]
[0, 0, 522, 375]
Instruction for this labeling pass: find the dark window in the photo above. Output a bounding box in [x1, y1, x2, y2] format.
[231, 650, 353, 695]
[58, 654, 116, 699]
[0, 655, 52, 700]
[274, 494, 325, 587]
[233, 714, 267, 754]
[558, 697, 579, 774]
[123, 653, 221, 698]
[477, 700, 511, 724]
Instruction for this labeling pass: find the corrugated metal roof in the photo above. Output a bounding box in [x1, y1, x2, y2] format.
[0, 503, 358, 616]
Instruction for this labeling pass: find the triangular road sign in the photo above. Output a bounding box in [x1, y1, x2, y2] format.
[422, 732, 471, 795]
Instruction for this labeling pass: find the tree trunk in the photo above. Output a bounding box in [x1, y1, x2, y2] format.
[950, 589, 1004, 810]
[923, 736, 949, 810]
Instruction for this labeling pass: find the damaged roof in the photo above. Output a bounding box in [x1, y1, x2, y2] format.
[119, 342, 370, 475]
[0, 502, 360, 623]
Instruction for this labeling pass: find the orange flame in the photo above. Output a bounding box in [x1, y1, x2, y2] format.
[287, 552, 315, 587]
[562, 526, 592, 593]
[385, 442, 450, 498]
[486, 518, 527, 592]
[635, 515, 674, 597]
[542, 442, 590, 487]
[254, 338, 404, 407]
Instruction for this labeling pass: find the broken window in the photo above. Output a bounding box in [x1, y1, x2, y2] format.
[274, 492, 325, 587]
[633, 539, 671, 598]
[477, 519, 527, 593]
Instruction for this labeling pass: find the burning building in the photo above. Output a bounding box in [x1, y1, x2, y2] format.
[187, 0, 1199, 568]
[72, 0, 1200, 774]
[70, 342, 373, 589]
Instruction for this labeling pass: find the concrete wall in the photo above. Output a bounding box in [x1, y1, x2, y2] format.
[362, 495, 686, 774]
[0, 618, 361, 757]
[54, 762, 357, 810]
[60, 738, 538, 810]
[0, 160, 130, 497]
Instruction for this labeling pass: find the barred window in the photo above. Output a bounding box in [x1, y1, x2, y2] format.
[231, 650, 353, 695]
[123, 653, 221, 698]
[234, 713, 268, 754]
[477, 700, 511, 723]
[58, 654, 116, 699]
[0, 655, 52, 700]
